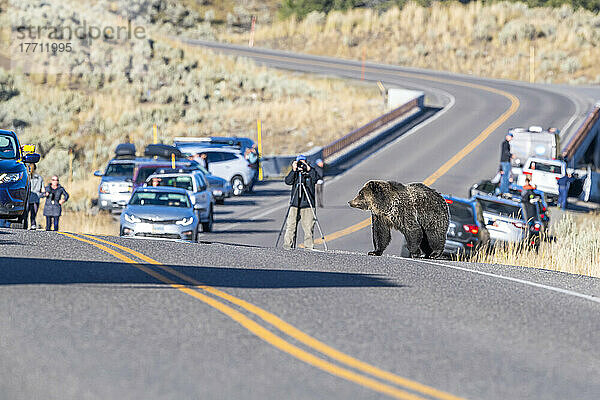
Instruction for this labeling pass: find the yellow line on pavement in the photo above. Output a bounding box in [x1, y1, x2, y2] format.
[59, 232, 428, 400]
[77, 233, 465, 400]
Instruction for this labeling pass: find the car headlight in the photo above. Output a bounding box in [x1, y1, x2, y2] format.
[0, 172, 23, 183]
[176, 217, 194, 226]
[99, 183, 110, 194]
[213, 190, 223, 196]
[124, 213, 141, 223]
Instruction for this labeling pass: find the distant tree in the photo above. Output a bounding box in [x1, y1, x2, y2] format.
[279, 0, 367, 19]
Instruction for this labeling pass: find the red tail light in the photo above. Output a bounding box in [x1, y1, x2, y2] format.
[533, 223, 541, 232]
[542, 206, 547, 212]
[463, 224, 479, 235]
[524, 171, 532, 175]
[466, 243, 474, 248]
[445, 199, 453, 204]
[540, 213, 545, 219]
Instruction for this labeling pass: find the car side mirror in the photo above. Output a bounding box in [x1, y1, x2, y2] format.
[199, 185, 207, 192]
[93, 170, 103, 177]
[193, 203, 202, 210]
[23, 153, 40, 164]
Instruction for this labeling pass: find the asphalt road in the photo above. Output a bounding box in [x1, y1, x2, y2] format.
[2, 43, 600, 400]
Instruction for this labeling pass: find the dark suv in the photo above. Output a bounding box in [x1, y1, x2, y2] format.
[0, 129, 40, 227]
[443, 195, 490, 257]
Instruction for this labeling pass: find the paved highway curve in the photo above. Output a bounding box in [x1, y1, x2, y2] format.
[2, 44, 600, 399]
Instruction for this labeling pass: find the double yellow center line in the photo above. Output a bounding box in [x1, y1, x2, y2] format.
[58, 231, 465, 400]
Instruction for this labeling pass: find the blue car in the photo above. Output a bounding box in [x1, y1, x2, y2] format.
[442, 195, 491, 257]
[0, 129, 40, 227]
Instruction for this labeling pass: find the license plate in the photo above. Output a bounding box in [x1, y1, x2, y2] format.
[152, 224, 164, 234]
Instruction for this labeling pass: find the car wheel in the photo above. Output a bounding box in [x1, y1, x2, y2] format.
[202, 207, 214, 233]
[12, 203, 29, 230]
[216, 198, 225, 205]
[231, 176, 244, 196]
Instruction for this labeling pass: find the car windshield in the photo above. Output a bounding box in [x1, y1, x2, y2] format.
[105, 162, 135, 178]
[129, 191, 190, 208]
[136, 167, 161, 183]
[0, 134, 18, 160]
[479, 199, 523, 220]
[153, 176, 193, 191]
[448, 201, 475, 224]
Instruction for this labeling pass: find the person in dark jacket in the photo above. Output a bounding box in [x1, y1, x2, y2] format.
[43, 176, 69, 231]
[28, 164, 44, 230]
[314, 158, 325, 208]
[283, 155, 319, 250]
[499, 132, 514, 193]
[557, 172, 575, 209]
[245, 145, 260, 192]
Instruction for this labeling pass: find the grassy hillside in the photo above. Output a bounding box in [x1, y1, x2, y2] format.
[220, 1, 600, 84]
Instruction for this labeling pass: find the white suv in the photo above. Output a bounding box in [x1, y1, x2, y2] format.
[202, 148, 253, 196]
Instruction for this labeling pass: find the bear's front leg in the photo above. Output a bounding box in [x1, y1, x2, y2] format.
[369, 214, 391, 256]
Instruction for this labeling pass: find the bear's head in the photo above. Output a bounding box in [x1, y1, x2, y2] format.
[348, 180, 389, 212]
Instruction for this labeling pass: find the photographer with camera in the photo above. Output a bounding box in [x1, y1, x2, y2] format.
[283, 155, 319, 250]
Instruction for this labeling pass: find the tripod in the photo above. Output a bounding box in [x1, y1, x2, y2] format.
[275, 170, 328, 250]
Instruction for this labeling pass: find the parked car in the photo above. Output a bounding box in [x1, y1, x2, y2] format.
[200, 148, 253, 196]
[146, 168, 214, 232]
[442, 196, 490, 257]
[515, 157, 565, 204]
[120, 187, 203, 241]
[0, 129, 40, 228]
[474, 195, 544, 246]
[94, 159, 137, 212]
[469, 180, 550, 230]
[193, 164, 232, 204]
[132, 160, 200, 190]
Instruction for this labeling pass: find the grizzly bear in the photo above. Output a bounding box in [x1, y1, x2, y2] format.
[348, 180, 449, 258]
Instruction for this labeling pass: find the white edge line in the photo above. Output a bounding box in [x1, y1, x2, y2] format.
[412, 258, 600, 305]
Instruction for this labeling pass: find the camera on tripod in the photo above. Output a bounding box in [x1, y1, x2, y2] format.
[296, 159, 309, 172]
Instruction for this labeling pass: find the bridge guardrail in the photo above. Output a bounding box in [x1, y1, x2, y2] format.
[260, 95, 424, 177]
[562, 103, 600, 165]
[321, 96, 422, 160]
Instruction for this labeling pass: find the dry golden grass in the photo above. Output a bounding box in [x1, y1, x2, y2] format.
[468, 212, 600, 277]
[221, 1, 600, 84]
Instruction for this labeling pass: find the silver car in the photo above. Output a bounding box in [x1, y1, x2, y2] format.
[120, 187, 202, 241]
[95, 159, 136, 212]
[474, 195, 542, 245]
[145, 169, 214, 232]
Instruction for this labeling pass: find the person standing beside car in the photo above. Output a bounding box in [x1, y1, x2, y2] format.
[245, 146, 259, 192]
[499, 132, 514, 194]
[557, 172, 575, 210]
[27, 164, 44, 230]
[43, 176, 69, 231]
[314, 158, 325, 208]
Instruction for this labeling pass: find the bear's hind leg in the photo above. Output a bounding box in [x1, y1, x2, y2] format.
[404, 226, 423, 258]
[369, 214, 391, 256]
[419, 229, 434, 259]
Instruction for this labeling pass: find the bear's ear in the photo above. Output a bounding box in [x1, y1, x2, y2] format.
[366, 181, 387, 208]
